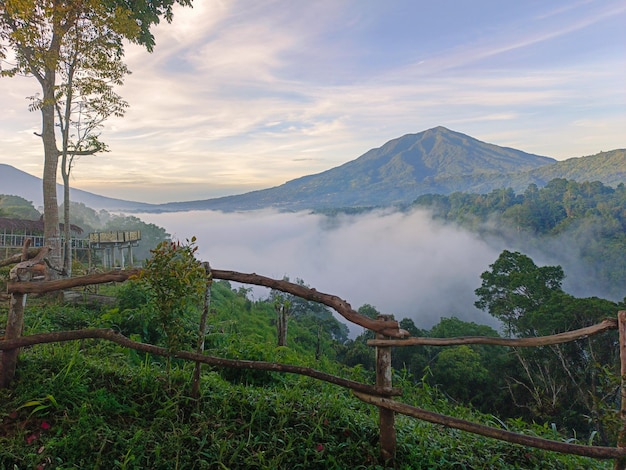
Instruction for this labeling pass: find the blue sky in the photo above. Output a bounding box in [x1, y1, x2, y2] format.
[1, 0, 625, 203]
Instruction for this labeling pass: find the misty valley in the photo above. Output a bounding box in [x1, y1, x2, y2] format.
[1, 0, 623, 466]
[2, 177, 626, 467]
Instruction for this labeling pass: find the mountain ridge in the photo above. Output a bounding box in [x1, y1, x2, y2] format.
[0, 163, 154, 212]
[1, 127, 623, 213]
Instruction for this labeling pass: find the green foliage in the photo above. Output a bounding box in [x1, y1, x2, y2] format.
[267, 277, 349, 348]
[136, 238, 207, 352]
[102, 214, 170, 262]
[1, 267, 618, 468]
[395, 316, 514, 414]
[475, 250, 565, 336]
[473, 250, 623, 443]
[0, 338, 610, 469]
[1, 0, 192, 271]
[60, 202, 107, 233]
[101, 280, 160, 344]
[61, 204, 170, 264]
[0, 194, 40, 220]
[432, 345, 490, 403]
[2, 230, 622, 467]
[413, 179, 626, 298]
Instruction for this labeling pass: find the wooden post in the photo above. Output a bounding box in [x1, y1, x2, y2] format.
[0, 240, 30, 388]
[376, 314, 396, 465]
[616, 311, 626, 470]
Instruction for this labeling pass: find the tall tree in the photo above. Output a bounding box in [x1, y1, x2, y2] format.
[474, 250, 564, 336]
[0, 0, 191, 275]
[54, 12, 129, 275]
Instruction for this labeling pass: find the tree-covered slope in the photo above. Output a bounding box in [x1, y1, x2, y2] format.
[152, 128, 624, 213]
[3, 129, 623, 213]
[412, 179, 626, 300]
[526, 149, 626, 187]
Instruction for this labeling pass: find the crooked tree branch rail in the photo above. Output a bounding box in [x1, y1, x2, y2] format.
[7, 267, 409, 338]
[367, 318, 618, 347]
[4, 250, 626, 465]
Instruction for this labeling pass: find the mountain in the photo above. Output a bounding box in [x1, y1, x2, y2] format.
[527, 149, 626, 187]
[2, 127, 624, 213]
[152, 126, 558, 211]
[0, 163, 154, 212]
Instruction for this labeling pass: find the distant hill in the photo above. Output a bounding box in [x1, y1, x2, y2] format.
[152, 126, 609, 212]
[0, 163, 154, 212]
[2, 127, 624, 213]
[526, 149, 626, 187]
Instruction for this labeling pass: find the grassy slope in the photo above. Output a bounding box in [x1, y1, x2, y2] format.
[0, 286, 612, 469]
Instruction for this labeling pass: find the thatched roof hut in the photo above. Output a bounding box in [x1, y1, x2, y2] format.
[0, 216, 83, 235]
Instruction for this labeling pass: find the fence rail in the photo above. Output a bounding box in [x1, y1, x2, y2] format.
[0, 233, 89, 249]
[2, 246, 626, 467]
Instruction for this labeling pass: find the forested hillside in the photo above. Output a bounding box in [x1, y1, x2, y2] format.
[0, 196, 168, 263]
[342, 252, 624, 448]
[412, 178, 626, 300]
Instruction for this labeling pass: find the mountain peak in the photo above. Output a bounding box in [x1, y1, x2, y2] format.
[356, 126, 554, 180]
[156, 127, 562, 212]
[3, 128, 622, 214]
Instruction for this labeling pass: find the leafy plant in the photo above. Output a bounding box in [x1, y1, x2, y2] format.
[135, 237, 207, 353]
[16, 394, 59, 418]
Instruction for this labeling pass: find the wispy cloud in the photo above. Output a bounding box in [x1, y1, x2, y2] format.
[0, 0, 623, 202]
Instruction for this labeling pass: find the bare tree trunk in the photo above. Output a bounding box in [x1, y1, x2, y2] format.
[41, 71, 62, 278]
[315, 325, 322, 360]
[376, 314, 396, 465]
[62, 157, 72, 277]
[615, 311, 626, 470]
[275, 303, 288, 347]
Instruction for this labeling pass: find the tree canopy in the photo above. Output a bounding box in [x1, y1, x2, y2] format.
[413, 179, 626, 299]
[0, 0, 192, 274]
[474, 250, 565, 336]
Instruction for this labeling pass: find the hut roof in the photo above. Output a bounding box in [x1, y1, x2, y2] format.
[0, 216, 83, 234]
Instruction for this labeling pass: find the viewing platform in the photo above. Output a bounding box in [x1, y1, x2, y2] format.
[0, 219, 141, 270]
[88, 231, 141, 269]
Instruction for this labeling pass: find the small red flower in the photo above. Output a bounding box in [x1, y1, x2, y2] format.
[40, 421, 51, 430]
[316, 443, 324, 452]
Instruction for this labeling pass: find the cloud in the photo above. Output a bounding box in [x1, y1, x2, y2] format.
[134, 208, 503, 335]
[0, 0, 623, 202]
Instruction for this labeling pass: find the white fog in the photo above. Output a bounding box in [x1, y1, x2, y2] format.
[135, 208, 504, 335]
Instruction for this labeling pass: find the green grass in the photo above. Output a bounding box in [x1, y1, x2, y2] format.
[0, 336, 612, 469]
[0, 290, 615, 469]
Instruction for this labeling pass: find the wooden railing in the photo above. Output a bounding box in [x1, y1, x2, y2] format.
[2, 245, 626, 467]
[0, 233, 89, 249]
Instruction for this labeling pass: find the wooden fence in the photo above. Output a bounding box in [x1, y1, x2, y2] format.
[2, 245, 626, 467]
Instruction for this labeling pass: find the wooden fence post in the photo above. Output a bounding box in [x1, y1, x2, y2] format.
[0, 240, 30, 388]
[376, 314, 396, 465]
[616, 311, 626, 470]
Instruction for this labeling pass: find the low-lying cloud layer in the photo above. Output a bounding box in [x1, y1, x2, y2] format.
[136, 208, 503, 334]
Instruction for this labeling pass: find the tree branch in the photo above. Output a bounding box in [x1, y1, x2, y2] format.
[7, 268, 408, 337]
[0, 328, 401, 397]
[0, 247, 44, 267]
[367, 318, 618, 347]
[353, 391, 626, 459]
